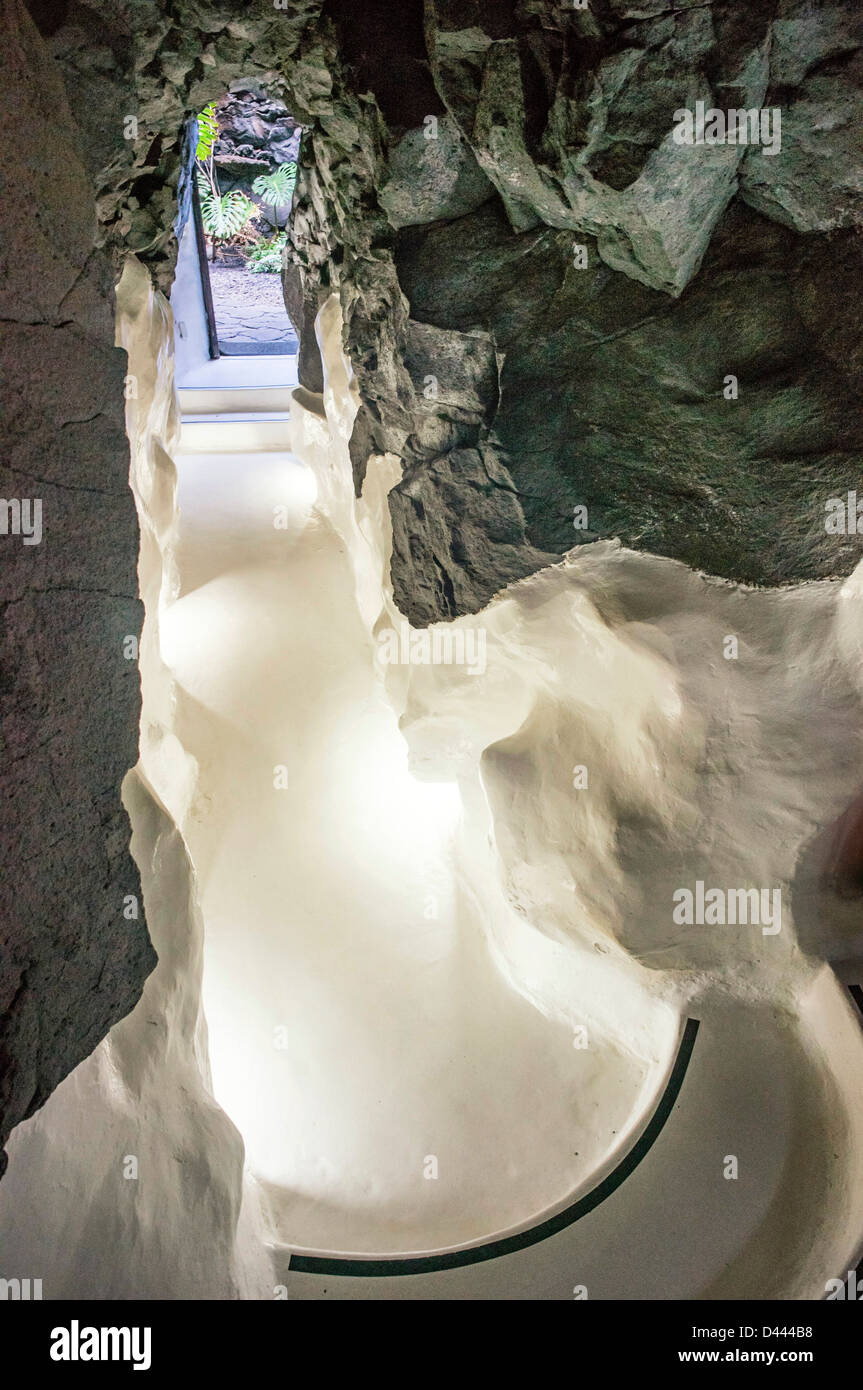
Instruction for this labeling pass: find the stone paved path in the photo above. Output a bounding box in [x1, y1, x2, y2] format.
[209, 262, 297, 346]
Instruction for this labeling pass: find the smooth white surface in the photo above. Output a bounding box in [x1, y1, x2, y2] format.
[171, 219, 222, 385]
[177, 354, 299, 390]
[163, 432, 675, 1252]
[178, 386, 297, 414]
[178, 417, 293, 451]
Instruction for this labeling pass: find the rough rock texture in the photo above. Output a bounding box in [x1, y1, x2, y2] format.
[56, 0, 862, 615]
[389, 442, 558, 625]
[19, 0, 863, 616]
[379, 112, 495, 229]
[299, 0, 863, 610]
[398, 198, 863, 581]
[394, 0, 863, 597]
[0, 0, 155, 1173]
[213, 85, 302, 178]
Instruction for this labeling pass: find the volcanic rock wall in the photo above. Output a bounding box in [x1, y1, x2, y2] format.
[339, 0, 863, 615]
[0, 0, 153, 1175]
[26, 0, 863, 622]
[215, 86, 301, 175]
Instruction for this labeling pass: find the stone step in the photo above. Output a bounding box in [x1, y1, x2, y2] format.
[177, 385, 294, 416]
[178, 415, 292, 453]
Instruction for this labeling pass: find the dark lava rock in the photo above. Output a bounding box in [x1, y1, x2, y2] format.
[398, 196, 863, 583]
[1, 0, 156, 1174]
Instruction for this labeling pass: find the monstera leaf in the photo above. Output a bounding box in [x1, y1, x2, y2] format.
[252, 162, 298, 208]
[197, 178, 256, 238]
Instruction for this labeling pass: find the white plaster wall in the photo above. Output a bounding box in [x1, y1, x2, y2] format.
[172, 221, 212, 387]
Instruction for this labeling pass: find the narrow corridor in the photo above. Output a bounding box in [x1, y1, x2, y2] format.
[160, 385, 659, 1254]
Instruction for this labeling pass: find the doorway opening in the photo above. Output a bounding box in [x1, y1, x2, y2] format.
[175, 82, 300, 391]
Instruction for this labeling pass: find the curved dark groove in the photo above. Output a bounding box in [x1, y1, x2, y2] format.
[822, 985, 863, 1298]
[289, 1017, 700, 1277]
[847, 987, 863, 1283]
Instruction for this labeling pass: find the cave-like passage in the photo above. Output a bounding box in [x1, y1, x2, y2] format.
[157, 380, 663, 1255]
